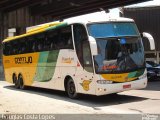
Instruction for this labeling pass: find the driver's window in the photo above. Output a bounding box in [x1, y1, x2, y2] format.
[82, 41, 93, 73]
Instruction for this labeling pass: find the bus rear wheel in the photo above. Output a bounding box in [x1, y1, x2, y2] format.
[13, 74, 19, 89]
[18, 75, 26, 90]
[66, 78, 79, 99]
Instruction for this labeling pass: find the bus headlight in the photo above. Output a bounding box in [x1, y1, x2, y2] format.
[139, 74, 147, 79]
[97, 80, 113, 84]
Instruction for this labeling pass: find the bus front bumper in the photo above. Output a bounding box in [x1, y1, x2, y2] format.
[95, 77, 147, 96]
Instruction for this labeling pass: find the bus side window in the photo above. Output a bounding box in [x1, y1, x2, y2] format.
[3, 43, 8, 55]
[32, 41, 37, 52]
[11, 42, 15, 55]
[25, 37, 31, 53]
[35, 33, 46, 52]
[11, 42, 16, 55]
[73, 24, 88, 67]
[2, 43, 5, 55]
[28, 35, 37, 53]
[44, 36, 48, 51]
[17, 38, 25, 54]
[23, 38, 29, 54]
[16, 40, 20, 54]
[3, 43, 7, 55]
[46, 32, 51, 51]
[46, 30, 58, 50]
[45, 33, 50, 51]
[6, 43, 11, 55]
[59, 26, 73, 49]
[21, 38, 27, 54]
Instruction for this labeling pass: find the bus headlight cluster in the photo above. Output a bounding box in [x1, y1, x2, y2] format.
[139, 74, 147, 79]
[97, 80, 113, 84]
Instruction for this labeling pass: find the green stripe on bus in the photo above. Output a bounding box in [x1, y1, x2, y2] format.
[128, 69, 145, 78]
[128, 71, 137, 78]
[34, 50, 59, 82]
[46, 22, 68, 31]
[134, 69, 145, 77]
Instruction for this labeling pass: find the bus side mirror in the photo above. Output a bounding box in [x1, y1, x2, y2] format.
[142, 32, 155, 50]
[88, 36, 98, 56]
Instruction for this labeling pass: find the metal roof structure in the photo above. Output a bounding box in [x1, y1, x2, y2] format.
[0, 0, 150, 19]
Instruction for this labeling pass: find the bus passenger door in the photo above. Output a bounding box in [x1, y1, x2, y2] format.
[73, 24, 95, 94]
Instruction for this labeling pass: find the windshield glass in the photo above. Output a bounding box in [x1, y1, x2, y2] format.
[87, 22, 145, 73]
[88, 22, 139, 38]
[94, 38, 145, 73]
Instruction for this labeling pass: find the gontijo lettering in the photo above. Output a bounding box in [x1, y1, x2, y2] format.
[15, 56, 32, 64]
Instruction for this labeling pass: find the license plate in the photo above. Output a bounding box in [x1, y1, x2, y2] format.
[123, 84, 131, 89]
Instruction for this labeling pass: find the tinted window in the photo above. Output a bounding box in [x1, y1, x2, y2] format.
[27, 35, 37, 53]
[46, 25, 73, 50]
[82, 41, 93, 72]
[73, 24, 88, 66]
[46, 30, 59, 50]
[3, 42, 11, 55]
[73, 24, 93, 72]
[3, 25, 73, 55]
[3, 40, 21, 55]
[35, 33, 46, 52]
[59, 26, 73, 49]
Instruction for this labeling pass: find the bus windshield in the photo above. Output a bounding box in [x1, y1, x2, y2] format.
[87, 22, 145, 73]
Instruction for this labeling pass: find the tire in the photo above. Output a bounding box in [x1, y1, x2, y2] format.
[13, 74, 19, 89]
[13, 74, 17, 84]
[66, 78, 79, 99]
[19, 75, 26, 90]
[110, 93, 118, 97]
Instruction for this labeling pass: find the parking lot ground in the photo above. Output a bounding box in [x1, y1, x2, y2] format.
[0, 81, 160, 114]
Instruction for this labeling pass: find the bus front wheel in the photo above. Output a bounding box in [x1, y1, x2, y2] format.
[66, 78, 79, 99]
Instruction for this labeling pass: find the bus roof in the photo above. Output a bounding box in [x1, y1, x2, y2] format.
[65, 16, 134, 25]
[3, 16, 134, 43]
[3, 22, 67, 43]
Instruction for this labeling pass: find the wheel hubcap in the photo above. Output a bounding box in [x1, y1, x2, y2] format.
[69, 82, 75, 94]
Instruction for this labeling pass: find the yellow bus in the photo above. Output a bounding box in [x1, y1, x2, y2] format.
[2, 17, 155, 98]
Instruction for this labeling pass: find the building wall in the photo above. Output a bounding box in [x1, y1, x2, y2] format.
[0, 7, 54, 58]
[123, 6, 160, 52]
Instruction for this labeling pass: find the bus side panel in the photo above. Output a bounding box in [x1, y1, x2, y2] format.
[56, 49, 76, 91]
[3, 53, 39, 85]
[32, 50, 62, 90]
[57, 49, 98, 95]
[32, 49, 98, 94]
[33, 49, 76, 91]
[33, 50, 59, 82]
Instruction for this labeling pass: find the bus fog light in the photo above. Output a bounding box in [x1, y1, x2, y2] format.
[97, 80, 112, 84]
[98, 88, 103, 91]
